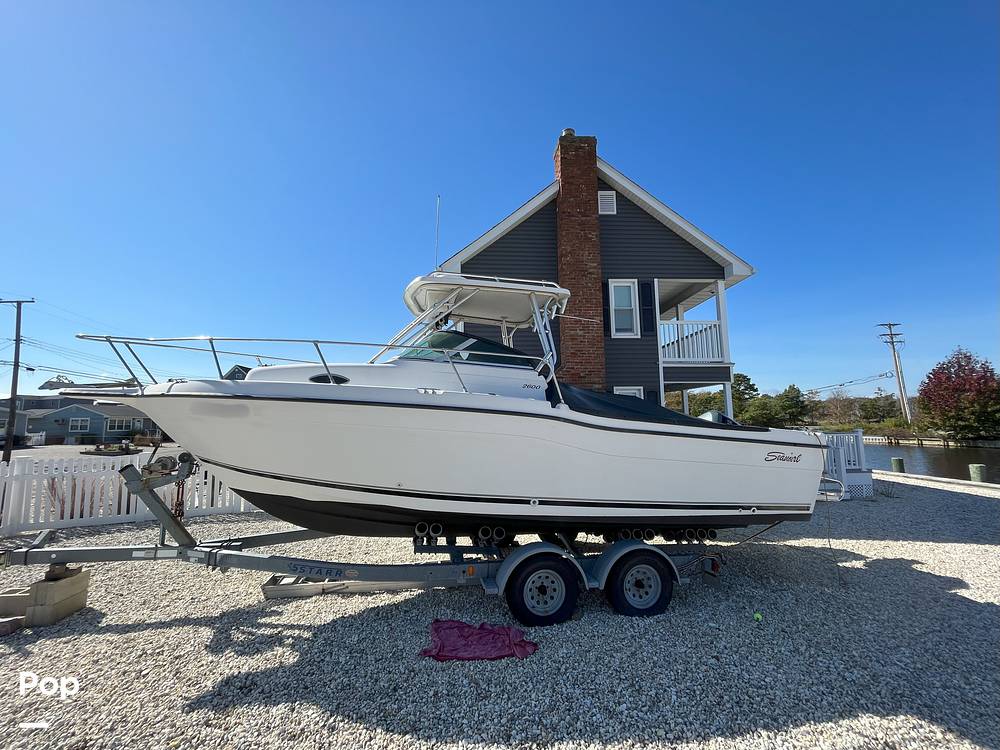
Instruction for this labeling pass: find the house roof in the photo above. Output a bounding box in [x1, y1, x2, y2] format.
[441, 158, 755, 286]
[24, 409, 57, 418]
[21, 403, 147, 420]
[85, 404, 147, 418]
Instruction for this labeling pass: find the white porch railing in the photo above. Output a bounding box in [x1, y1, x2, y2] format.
[0, 452, 258, 537]
[659, 321, 726, 363]
[825, 429, 867, 471]
[820, 429, 874, 499]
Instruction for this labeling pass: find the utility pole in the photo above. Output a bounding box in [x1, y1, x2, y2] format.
[2, 299, 35, 463]
[877, 322, 912, 424]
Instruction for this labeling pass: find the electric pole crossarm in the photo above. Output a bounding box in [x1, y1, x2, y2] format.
[877, 322, 913, 424]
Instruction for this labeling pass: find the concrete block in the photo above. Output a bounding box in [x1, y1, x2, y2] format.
[0, 586, 31, 617]
[25, 589, 88, 627]
[29, 569, 91, 607]
[0, 616, 26, 636]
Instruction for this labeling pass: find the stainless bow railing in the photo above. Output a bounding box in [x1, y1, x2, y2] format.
[75, 334, 565, 402]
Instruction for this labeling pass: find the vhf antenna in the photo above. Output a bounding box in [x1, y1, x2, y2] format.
[434, 194, 441, 270]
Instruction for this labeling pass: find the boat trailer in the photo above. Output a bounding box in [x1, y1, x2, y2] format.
[1, 456, 723, 627]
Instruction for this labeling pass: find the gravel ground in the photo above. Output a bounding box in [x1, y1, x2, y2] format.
[1, 478, 998, 750]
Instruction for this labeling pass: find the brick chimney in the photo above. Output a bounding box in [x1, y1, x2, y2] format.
[554, 128, 606, 390]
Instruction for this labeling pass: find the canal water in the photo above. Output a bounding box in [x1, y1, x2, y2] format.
[864, 443, 999, 484]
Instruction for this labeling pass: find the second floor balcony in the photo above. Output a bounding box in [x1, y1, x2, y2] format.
[659, 320, 728, 363]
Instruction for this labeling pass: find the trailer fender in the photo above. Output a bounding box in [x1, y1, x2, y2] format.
[591, 541, 681, 590]
[490, 542, 589, 595]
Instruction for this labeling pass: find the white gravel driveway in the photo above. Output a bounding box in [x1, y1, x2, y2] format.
[1, 478, 998, 750]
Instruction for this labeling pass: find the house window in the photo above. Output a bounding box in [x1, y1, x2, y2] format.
[613, 386, 644, 399]
[69, 417, 90, 432]
[608, 279, 640, 338]
[106, 418, 132, 431]
[598, 190, 617, 215]
[0, 418, 7, 431]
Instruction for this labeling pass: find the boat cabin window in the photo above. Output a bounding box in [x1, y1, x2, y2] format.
[398, 331, 532, 368]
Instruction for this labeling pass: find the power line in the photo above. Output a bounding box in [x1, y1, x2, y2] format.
[806, 371, 895, 394]
[877, 322, 913, 424]
[0, 359, 124, 381]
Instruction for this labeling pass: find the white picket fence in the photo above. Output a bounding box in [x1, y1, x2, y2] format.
[0, 452, 258, 537]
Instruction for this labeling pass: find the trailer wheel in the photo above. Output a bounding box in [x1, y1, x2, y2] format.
[605, 551, 673, 617]
[504, 555, 580, 626]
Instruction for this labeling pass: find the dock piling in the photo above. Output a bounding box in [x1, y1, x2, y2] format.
[970, 464, 987, 483]
[891, 457, 905, 473]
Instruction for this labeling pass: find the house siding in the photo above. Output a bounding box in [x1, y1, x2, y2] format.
[0, 412, 29, 439]
[604, 337, 661, 401]
[662, 365, 732, 384]
[28, 405, 103, 443]
[462, 199, 558, 359]
[598, 180, 725, 280]
[599, 181, 727, 400]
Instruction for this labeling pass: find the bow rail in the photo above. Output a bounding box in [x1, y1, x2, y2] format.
[74, 333, 564, 402]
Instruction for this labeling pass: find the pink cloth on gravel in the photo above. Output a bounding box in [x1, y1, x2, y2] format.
[419, 619, 539, 661]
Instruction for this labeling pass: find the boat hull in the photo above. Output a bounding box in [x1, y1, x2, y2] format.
[117, 385, 826, 537]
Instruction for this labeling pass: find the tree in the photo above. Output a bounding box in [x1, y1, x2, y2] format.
[822, 387, 858, 424]
[774, 384, 812, 425]
[858, 388, 900, 422]
[687, 388, 724, 416]
[739, 394, 784, 427]
[730, 373, 759, 417]
[918, 348, 1000, 438]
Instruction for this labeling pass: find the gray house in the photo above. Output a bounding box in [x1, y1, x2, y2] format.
[442, 129, 754, 416]
[1, 394, 162, 445]
[0, 411, 29, 446]
[24, 403, 160, 445]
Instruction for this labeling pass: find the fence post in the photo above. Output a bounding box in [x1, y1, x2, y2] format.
[4, 458, 28, 535]
[853, 429, 866, 471]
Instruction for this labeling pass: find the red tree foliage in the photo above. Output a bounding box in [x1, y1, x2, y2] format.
[917, 348, 1000, 438]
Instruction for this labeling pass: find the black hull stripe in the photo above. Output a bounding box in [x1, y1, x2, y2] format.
[202, 456, 814, 513]
[135, 392, 825, 449]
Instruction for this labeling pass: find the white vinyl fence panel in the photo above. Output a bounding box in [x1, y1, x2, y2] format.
[0, 452, 257, 537]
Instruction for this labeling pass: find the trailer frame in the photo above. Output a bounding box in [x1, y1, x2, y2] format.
[1, 458, 723, 625]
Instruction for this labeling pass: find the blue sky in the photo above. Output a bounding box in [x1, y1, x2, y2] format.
[2, 1, 997, 397]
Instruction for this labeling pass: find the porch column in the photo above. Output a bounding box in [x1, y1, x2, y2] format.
[723, 382, 734, 418]
[675, 302, 687, 413]
[714, 280, 731, 363]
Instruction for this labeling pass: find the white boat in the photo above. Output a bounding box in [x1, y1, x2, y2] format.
[66, 273, 826, 540]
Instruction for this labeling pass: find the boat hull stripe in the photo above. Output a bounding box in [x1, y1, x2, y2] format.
[200, 457, 814, 513]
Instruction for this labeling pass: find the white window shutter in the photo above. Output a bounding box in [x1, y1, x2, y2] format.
[598, 190, 617, 215]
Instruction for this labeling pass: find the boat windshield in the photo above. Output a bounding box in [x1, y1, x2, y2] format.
[397, 331, 532, 368]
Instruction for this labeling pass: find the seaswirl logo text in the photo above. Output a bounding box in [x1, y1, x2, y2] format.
[764, 451, 802, 463]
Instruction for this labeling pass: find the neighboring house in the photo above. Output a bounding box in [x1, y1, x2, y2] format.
[0, 411, 29, 445]
[0, 394, 163, 446]
[24, 403, 160, 445]
[0, 394, 96, 411]
[223, 364, 252, 380]
[441, 129, 754, 416]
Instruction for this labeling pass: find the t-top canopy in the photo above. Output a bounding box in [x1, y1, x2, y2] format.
[403, 273, 570, 327]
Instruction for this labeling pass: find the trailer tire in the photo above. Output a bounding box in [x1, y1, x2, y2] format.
[504, 555, 580, 627]
[604, 550, 673, 617]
